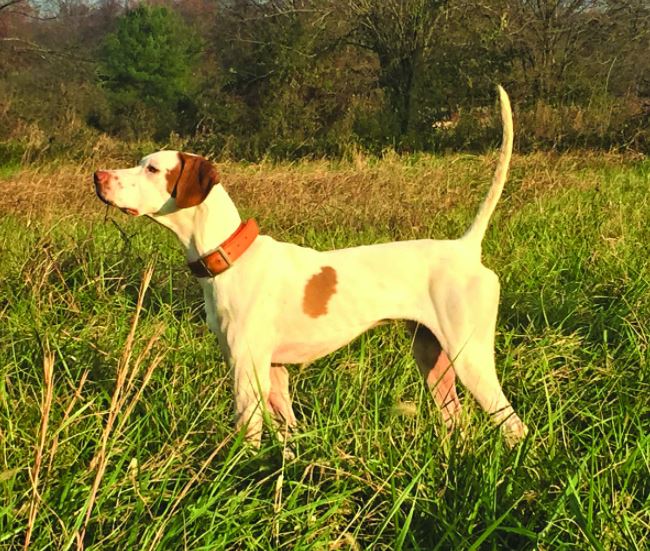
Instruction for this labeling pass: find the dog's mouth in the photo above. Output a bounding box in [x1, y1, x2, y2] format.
[94, 183, 111, 206]
[94, 177, 139, 216]
[94, 186, 139, 216]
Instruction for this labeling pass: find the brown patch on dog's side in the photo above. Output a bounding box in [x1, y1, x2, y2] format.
[303, 266, 337, 318]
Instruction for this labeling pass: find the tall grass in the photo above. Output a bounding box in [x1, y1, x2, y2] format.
[0, 153, 648, 549]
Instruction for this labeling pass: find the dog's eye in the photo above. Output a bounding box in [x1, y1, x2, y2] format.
[146, 165, 159, 174]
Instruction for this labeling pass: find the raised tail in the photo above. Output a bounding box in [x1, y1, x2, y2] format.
[462, 85, 513, 247]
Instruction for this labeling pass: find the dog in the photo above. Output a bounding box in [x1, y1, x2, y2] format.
[94, 86, 528, 448]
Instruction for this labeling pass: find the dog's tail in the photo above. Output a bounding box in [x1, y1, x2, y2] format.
[462, 85, 513, 248]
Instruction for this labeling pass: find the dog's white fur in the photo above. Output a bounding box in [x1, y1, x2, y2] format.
[94, 87, 527, 447]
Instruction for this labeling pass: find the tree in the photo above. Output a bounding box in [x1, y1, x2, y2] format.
[345, 0, 446, 143]
[201, 0, 379, 159]
[500, 0, 608, 102]
[97, 3, 199, 139]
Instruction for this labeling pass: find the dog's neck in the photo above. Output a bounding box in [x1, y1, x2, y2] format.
[150, 184, 242, 261]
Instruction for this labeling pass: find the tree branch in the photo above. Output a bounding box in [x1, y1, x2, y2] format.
[0, 37, 94, 63]
[0, 0, 26, 12]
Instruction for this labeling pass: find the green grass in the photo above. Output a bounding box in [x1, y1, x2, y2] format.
[0, 162, 22, 180]
[1, 154, 649, 549]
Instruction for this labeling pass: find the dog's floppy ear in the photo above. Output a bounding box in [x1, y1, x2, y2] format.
[166, 152, 219, 208]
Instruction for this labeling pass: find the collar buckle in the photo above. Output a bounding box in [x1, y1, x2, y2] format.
[216, 246, 233, 268]
[196, 255, 215, 278]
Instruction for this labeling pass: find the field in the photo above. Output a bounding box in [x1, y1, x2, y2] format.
[1, 152, 649, 549]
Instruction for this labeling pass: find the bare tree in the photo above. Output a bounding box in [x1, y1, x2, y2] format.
[346, 0, 446, 137]
[499, 1, 608, 100]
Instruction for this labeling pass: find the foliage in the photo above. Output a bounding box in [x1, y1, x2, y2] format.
[95, 3, 200, 140]
[0, 1, 648, 159]
[345, 0, 447, 143]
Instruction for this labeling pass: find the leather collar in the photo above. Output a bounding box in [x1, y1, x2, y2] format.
[187, 219, 259, 278]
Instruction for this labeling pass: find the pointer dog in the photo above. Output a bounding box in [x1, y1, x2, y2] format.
[94, 87, 527, 447]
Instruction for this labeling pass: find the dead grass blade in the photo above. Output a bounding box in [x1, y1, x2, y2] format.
[117, 324, 166, 416]
[24, 348, 55, 550]
[47, 369, 89, 473]
[75, 263, 156, 549]
[117, 349, 166, 433]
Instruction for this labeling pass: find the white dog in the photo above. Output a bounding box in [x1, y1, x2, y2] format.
[94, 87, 527, 447]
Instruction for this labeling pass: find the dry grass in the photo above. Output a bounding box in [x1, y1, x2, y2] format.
[0, 152, 636, 235]
[75, 264, 165, 549]
[24, 349, 54, 551]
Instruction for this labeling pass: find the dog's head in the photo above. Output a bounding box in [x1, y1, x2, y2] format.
[93, 151, 220, 216]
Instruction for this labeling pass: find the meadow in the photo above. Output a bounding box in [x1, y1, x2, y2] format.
[0, 152, 648, 549]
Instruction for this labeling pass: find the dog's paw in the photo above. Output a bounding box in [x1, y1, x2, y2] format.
[282, 446, 296, 462]
[502, 415, 528, 447]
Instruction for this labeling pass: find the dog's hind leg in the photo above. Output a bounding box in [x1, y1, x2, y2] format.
[433, 268, 528, 445]
[407, 321, 461, 430]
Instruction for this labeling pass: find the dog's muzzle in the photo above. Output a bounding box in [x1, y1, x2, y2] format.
[93, 170, 112, 205]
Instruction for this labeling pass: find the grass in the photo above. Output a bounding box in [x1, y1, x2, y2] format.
[0, 152, 649, 549]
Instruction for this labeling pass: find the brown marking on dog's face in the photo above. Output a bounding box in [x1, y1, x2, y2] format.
[165, 152, 219, 208]
[165, 159, 182, 195]
[302, 266, 337, 318]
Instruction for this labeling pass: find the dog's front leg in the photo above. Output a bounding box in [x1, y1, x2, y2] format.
[269, 364, 297, 459]
[269, 364, 297, 430]
[231, 351, 272, 447]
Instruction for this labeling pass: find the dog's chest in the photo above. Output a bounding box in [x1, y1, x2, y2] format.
[200, 281, 222, 335]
